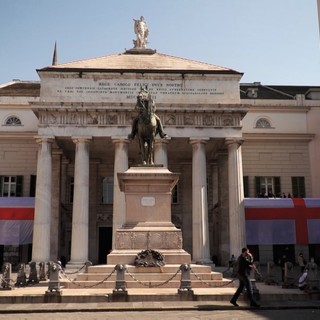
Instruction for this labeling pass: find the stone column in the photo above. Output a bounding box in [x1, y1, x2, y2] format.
[154, 138, 170, 167]
[225, 138, 246, 257]
[69, 137, 92, 265]
[32, 136, 54, 262]
[189, 138, 212, 264]
[50, 148, 62, 261]
[111, 137, 129, 248]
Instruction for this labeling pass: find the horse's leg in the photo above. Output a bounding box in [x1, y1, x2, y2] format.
[139, 137, 146, 164]
[151, 138, 155, 165]
[144, 141, 148, 165]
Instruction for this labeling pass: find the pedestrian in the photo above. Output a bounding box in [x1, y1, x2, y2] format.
[298, 268, 308, 291]
[230, 247, 260, 308]
[297, 253, 306, 273]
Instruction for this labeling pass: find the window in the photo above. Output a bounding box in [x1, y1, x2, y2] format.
[255, 118, 271, 128]
[102, 176, 114, 204]
[0, 176, 23, 197]
[29, 175, 36, 197]
[292, 177, 305, 198]
[255, 176, 281, 197]
[172, 184, 179, 204]
[5, 116, 22, 126]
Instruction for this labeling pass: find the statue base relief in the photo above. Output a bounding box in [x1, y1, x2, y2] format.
[107, 166, 191, 265]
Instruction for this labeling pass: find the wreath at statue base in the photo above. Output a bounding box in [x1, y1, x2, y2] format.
[134, 249, 166, 267]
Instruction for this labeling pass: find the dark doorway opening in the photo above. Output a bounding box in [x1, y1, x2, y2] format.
[98, 227, 112, 264]
[247, 245, 260, 262]
[273, 244, 295, 265]
[0, 245, 4, 269]
[309, 244, 320, 265]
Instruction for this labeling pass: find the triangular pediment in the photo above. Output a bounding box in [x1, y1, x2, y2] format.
[38, 51, 241, 75]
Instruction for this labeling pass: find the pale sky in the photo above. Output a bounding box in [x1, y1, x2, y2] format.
[1, 0, 319, 85]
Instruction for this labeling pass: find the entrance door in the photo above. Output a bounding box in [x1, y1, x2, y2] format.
[98, 227, 112, 264]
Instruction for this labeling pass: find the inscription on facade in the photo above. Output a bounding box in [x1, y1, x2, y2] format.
[41, 78, 236, 104]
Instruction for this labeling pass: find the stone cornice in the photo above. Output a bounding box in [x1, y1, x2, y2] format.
[0, 131, 37, 138]
[242, 132, 314, 141]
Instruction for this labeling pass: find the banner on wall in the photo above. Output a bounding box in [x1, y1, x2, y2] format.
[0, 197, 35, 245]
[244, 198, 320, 245]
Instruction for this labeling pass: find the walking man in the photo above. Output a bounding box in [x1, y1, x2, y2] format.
[230, 247, 260, 308]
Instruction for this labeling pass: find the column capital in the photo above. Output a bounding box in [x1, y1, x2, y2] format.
[189, 137, 210, 146]
[111, 136, 130, 145]
[34, 136, 55, 144]
[225, 137, 244, 147]
[72, 136, 92, 144]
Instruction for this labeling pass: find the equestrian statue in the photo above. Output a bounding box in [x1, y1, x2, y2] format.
[128, 86, 168, 165]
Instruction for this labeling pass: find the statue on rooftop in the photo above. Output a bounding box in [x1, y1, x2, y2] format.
[133, 16, 149, 49]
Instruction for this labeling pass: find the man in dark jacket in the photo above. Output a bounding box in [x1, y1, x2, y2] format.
[230, 247, 260, 308]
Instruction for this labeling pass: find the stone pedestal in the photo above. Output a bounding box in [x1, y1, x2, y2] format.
[107, 166, 191, 265]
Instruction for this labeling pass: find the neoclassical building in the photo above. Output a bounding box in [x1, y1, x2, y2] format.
[1, 46, 320, 267]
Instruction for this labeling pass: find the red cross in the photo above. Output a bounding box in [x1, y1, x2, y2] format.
[0, 207, 34, 220]
[245, 198, 320, 245]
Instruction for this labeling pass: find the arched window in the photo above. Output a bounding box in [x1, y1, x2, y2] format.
[255, 118, 271, 128]
[5, 116, 22, 126]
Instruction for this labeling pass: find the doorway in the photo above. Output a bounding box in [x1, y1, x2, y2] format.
[273, 244, 295, 265]
[98, 227, 112, 264]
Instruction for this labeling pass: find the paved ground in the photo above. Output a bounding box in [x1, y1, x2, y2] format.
[1, 309, 320, 320]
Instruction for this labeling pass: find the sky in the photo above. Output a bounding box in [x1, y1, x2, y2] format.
[0, 0, 320, 86]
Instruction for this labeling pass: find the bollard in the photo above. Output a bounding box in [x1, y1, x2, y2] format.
[109, 264, 128, 302]
[264, 261, 277, 285]
[39, 262, 46, 281]
[85, 260, 93, 273]
[45, 262, 62, 294]
[113, 264, 126, 292]
[282, 262, 295, 288]
[179, 264, 192, 291]
[28, 261, 39, 284]
[15, 263, 27, 287]
[0, 263, 13, 290]
[178, 264, 194, 300]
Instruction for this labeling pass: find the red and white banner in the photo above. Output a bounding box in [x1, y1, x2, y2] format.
[0, 197, 35, 245]
[244, 198, 320, 245]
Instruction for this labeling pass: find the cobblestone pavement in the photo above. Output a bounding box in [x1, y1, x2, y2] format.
[1, 309, 320, 320]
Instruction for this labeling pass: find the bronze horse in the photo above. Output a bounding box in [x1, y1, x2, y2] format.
[136, 90, 157, 165]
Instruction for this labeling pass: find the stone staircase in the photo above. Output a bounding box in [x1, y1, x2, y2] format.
[61, 264, 234, 289]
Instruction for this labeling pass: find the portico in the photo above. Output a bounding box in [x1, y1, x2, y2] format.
[30, 49, 247, 267]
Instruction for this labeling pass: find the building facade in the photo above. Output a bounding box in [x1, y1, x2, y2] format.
[1, 49, 320, 267]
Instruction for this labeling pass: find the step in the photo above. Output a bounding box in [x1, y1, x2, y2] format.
[85, 264, 214, 274]
[75, 272, 223, 282]
[60, 278, 234, 289]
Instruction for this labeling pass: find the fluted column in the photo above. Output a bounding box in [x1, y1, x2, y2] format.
[226, 138, 246, 257]
[69, 137, 92, 264]
[189, 138, 212, 264]
[112, 137, 129, 248]
[32, 136, 54, 262]
[154, 138, 170, 167]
